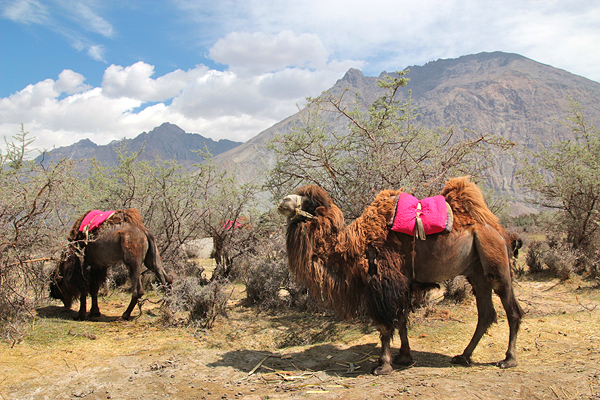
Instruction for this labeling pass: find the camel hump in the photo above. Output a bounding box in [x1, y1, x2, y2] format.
[121, 208, 145, 227]
[103, 208, 146, 229]
[441, 176, 499, 227]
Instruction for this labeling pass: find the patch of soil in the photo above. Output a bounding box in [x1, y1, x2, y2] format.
[1, 278, 600, 400]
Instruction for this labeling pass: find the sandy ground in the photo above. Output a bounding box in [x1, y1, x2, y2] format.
[2, 277, 600, 400]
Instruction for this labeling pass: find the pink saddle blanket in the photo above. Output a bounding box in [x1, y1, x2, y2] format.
[390, 193, 452, 238]
[79, 210, 116, 233]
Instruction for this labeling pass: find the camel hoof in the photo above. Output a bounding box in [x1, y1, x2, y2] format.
[497, 358, 517, 369]
[74, 314, 86, 321]
[451, 355, 471, 366]
[393, 354, 414, 366]
[372, 364, 393, 375]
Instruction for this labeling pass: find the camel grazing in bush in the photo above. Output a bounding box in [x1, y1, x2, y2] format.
[50, 208, 172, 321]
[278, 176, 523, 375]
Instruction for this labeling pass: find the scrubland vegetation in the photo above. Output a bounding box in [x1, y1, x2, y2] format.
[1, 74, 599, 348]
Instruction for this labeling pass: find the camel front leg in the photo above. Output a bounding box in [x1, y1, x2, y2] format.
[393, 314, 413, 366]
[75, 292, 87, 320]
[373, 325, 394, 375]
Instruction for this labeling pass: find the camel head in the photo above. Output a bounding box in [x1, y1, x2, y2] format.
[277, 185, 333, 221]
[49, 266, 66, 303]
[49, 251, 82, 309]
[277, 194, 304, 218]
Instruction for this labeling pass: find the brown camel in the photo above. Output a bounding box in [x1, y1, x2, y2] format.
[278, 177, 523, 375]
[50, 208, 173, 321]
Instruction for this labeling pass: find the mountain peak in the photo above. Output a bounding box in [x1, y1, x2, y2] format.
[74, 138, 97, 148]
[147, 122, 186, 136]
[340, 68, 365, 84]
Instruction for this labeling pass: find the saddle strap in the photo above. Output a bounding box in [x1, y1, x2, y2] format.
[415, 216, 426, 240]
[415, 203, 426, 240]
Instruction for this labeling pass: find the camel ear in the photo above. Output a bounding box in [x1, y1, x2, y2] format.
[315, 206, 327, 216]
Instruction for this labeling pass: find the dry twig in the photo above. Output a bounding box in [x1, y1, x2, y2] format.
[248, 355, 272, 375]
[576, 295, 597, 312]
[67, 328, 97, 340]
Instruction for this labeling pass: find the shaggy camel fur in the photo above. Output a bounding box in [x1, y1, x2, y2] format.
[50, 208, 172, 321]
[278, 177, 523, 375]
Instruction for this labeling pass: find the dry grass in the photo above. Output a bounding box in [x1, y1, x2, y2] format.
[1, 275, 600, 400]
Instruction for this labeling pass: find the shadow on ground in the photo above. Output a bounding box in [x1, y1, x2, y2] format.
[35, 305, 123, 322]
[207, 343, 460, 377]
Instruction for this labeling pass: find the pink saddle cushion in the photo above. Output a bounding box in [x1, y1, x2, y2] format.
[391, 193, 449, 236]
[79, 210, 116, 232]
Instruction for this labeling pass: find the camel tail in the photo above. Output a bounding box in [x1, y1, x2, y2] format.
[144, 231, 173, 287]
[442, 176, 499, 227]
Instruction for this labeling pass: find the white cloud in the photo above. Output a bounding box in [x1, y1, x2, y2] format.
[1, 0, 49, 24]
[209, 30, 329, 75]
[101, 62, 209, 102]
[87, 45, 106, 62]
[1, 0, 113, 64]
[54, 69, 91, 94]
[176, 0, 600, 82]
[70, 1, 114, 38]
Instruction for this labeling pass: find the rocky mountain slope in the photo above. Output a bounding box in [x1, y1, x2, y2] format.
[215, 52, 600, 207]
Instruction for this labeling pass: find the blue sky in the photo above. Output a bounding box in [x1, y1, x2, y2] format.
[1, 0, 599, 151]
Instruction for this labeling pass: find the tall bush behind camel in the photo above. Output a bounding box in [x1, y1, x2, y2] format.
[86, 145, 261, 279]
[266, 71, 514, 218]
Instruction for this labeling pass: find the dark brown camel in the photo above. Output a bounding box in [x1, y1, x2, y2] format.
[50, 208, 173, 321]
[278, 177, 523, 375]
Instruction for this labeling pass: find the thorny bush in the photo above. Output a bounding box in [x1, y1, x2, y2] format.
[159, 276, 233, 329]
[1, 127, 88, 342]
[242, 226, 322, 313]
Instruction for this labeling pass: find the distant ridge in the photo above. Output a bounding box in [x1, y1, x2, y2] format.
[38, 122, 242, 167]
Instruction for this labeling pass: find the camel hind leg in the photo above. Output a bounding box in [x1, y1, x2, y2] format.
[452, 271, 496, 365]
[75, 291, 88, 321]
[119, 230, 145, 320]
[143, 231, 172, 287]
[493, 277, 523, 368]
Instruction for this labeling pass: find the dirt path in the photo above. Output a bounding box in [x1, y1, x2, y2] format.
[2, 278, 600, 400]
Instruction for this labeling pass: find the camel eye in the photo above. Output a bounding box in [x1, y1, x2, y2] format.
[288, 195, 303, 208]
